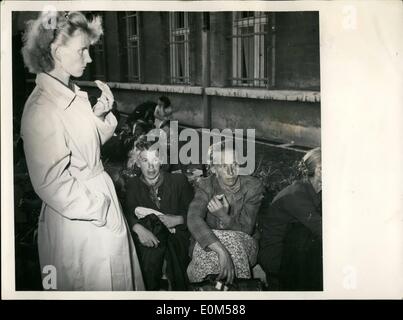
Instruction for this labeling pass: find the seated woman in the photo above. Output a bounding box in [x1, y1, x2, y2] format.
[124, 135, 194, 290]
[258, 147, 322, 291]
[187, 141, 264, 284]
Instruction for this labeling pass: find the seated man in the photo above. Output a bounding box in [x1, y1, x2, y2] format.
[187, 141, 264, 284]
[124, 135, 194, 290]
[258, 147, 322, 291]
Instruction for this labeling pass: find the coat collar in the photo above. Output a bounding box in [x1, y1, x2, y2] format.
[212, 175, 245, 202]
[35, 73, 88, 110]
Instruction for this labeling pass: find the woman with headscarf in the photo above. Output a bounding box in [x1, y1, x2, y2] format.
[187, 141, 264, 285]
[258, 147, 322, 291]
[20, 11, 144, 290]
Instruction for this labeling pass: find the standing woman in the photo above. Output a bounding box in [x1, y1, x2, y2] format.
[20, 11, 144, 290]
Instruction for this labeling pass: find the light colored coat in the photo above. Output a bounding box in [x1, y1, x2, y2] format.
[21, 73, 144, 291]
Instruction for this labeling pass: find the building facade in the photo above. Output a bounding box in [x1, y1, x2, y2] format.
[14, 11, 321, 148]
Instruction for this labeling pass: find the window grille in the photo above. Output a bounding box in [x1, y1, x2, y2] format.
[91, 30, 107, 80]
[169, 12, 190, 84]
[231, 12, 274, 88]
[120, 12, 141, 82]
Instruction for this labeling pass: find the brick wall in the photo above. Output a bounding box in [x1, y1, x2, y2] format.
[14, 11, 321, 147]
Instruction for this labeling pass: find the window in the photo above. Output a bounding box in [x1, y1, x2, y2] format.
[119, 12, 141, 82]
[82, 11, 106, 81]
[232, 12, 272, 88]
[169, 12, 190, 84]
[90, 33, 107, 80]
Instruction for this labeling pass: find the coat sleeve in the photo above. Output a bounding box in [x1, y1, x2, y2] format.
[285, 194, 322, 238]
[187, 184, 219, 249]
[123, 178, 140, 229]
[220, 180, 264, 235]
[258, 200, 288, 276]
[92, 111, 117, 146]
[21, 106, 110, 225]
[177, 174, 195, 226]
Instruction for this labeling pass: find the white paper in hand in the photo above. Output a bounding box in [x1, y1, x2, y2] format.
[134, 207, 176, 233]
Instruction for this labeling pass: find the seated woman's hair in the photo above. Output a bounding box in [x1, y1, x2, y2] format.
[126, 134, 161, 169]
[302, 147, 321, 177]
[22, 11, 103, 74]
[158, 96, 171, 108]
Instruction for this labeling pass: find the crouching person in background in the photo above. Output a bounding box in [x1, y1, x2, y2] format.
[154, 96, 173, 129]
[187, 141, 264, 285]
[258, 147, 322, 291]
[124, 135, 194, 290]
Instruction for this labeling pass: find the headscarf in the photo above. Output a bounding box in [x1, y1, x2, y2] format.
[302, 147, 321, 177]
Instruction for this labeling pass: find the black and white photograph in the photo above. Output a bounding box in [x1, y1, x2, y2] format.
[12, 8, 321, 292]
[2, 0, 402, 300]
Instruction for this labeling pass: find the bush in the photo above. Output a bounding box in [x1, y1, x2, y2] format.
[252, 158, 304, 203]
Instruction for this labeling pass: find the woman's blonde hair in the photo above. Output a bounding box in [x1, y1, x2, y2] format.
[21, 11, 103, 74]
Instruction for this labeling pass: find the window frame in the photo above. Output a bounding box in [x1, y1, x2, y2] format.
[90, 31, 107, 81]
[231, 11, 271, 88]
[120, 11, 141, 83]
[169, 12, 190, 85]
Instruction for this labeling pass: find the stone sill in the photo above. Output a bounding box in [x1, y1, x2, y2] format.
[76, 81, 203, 95]
[28, 79, 320, 103]
[205, 87, 320, 103]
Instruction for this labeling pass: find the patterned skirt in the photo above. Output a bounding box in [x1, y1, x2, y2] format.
[187, 230, 257, 283]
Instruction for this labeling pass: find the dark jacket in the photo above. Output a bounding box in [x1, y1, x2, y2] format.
[123, 172, 194, 290]
[124, 172, 194, 230]
[258, 179, 322, 291]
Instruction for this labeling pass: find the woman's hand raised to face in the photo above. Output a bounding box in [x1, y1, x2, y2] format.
[207, 195, 230, 218]
[93, 80, 115, 118]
